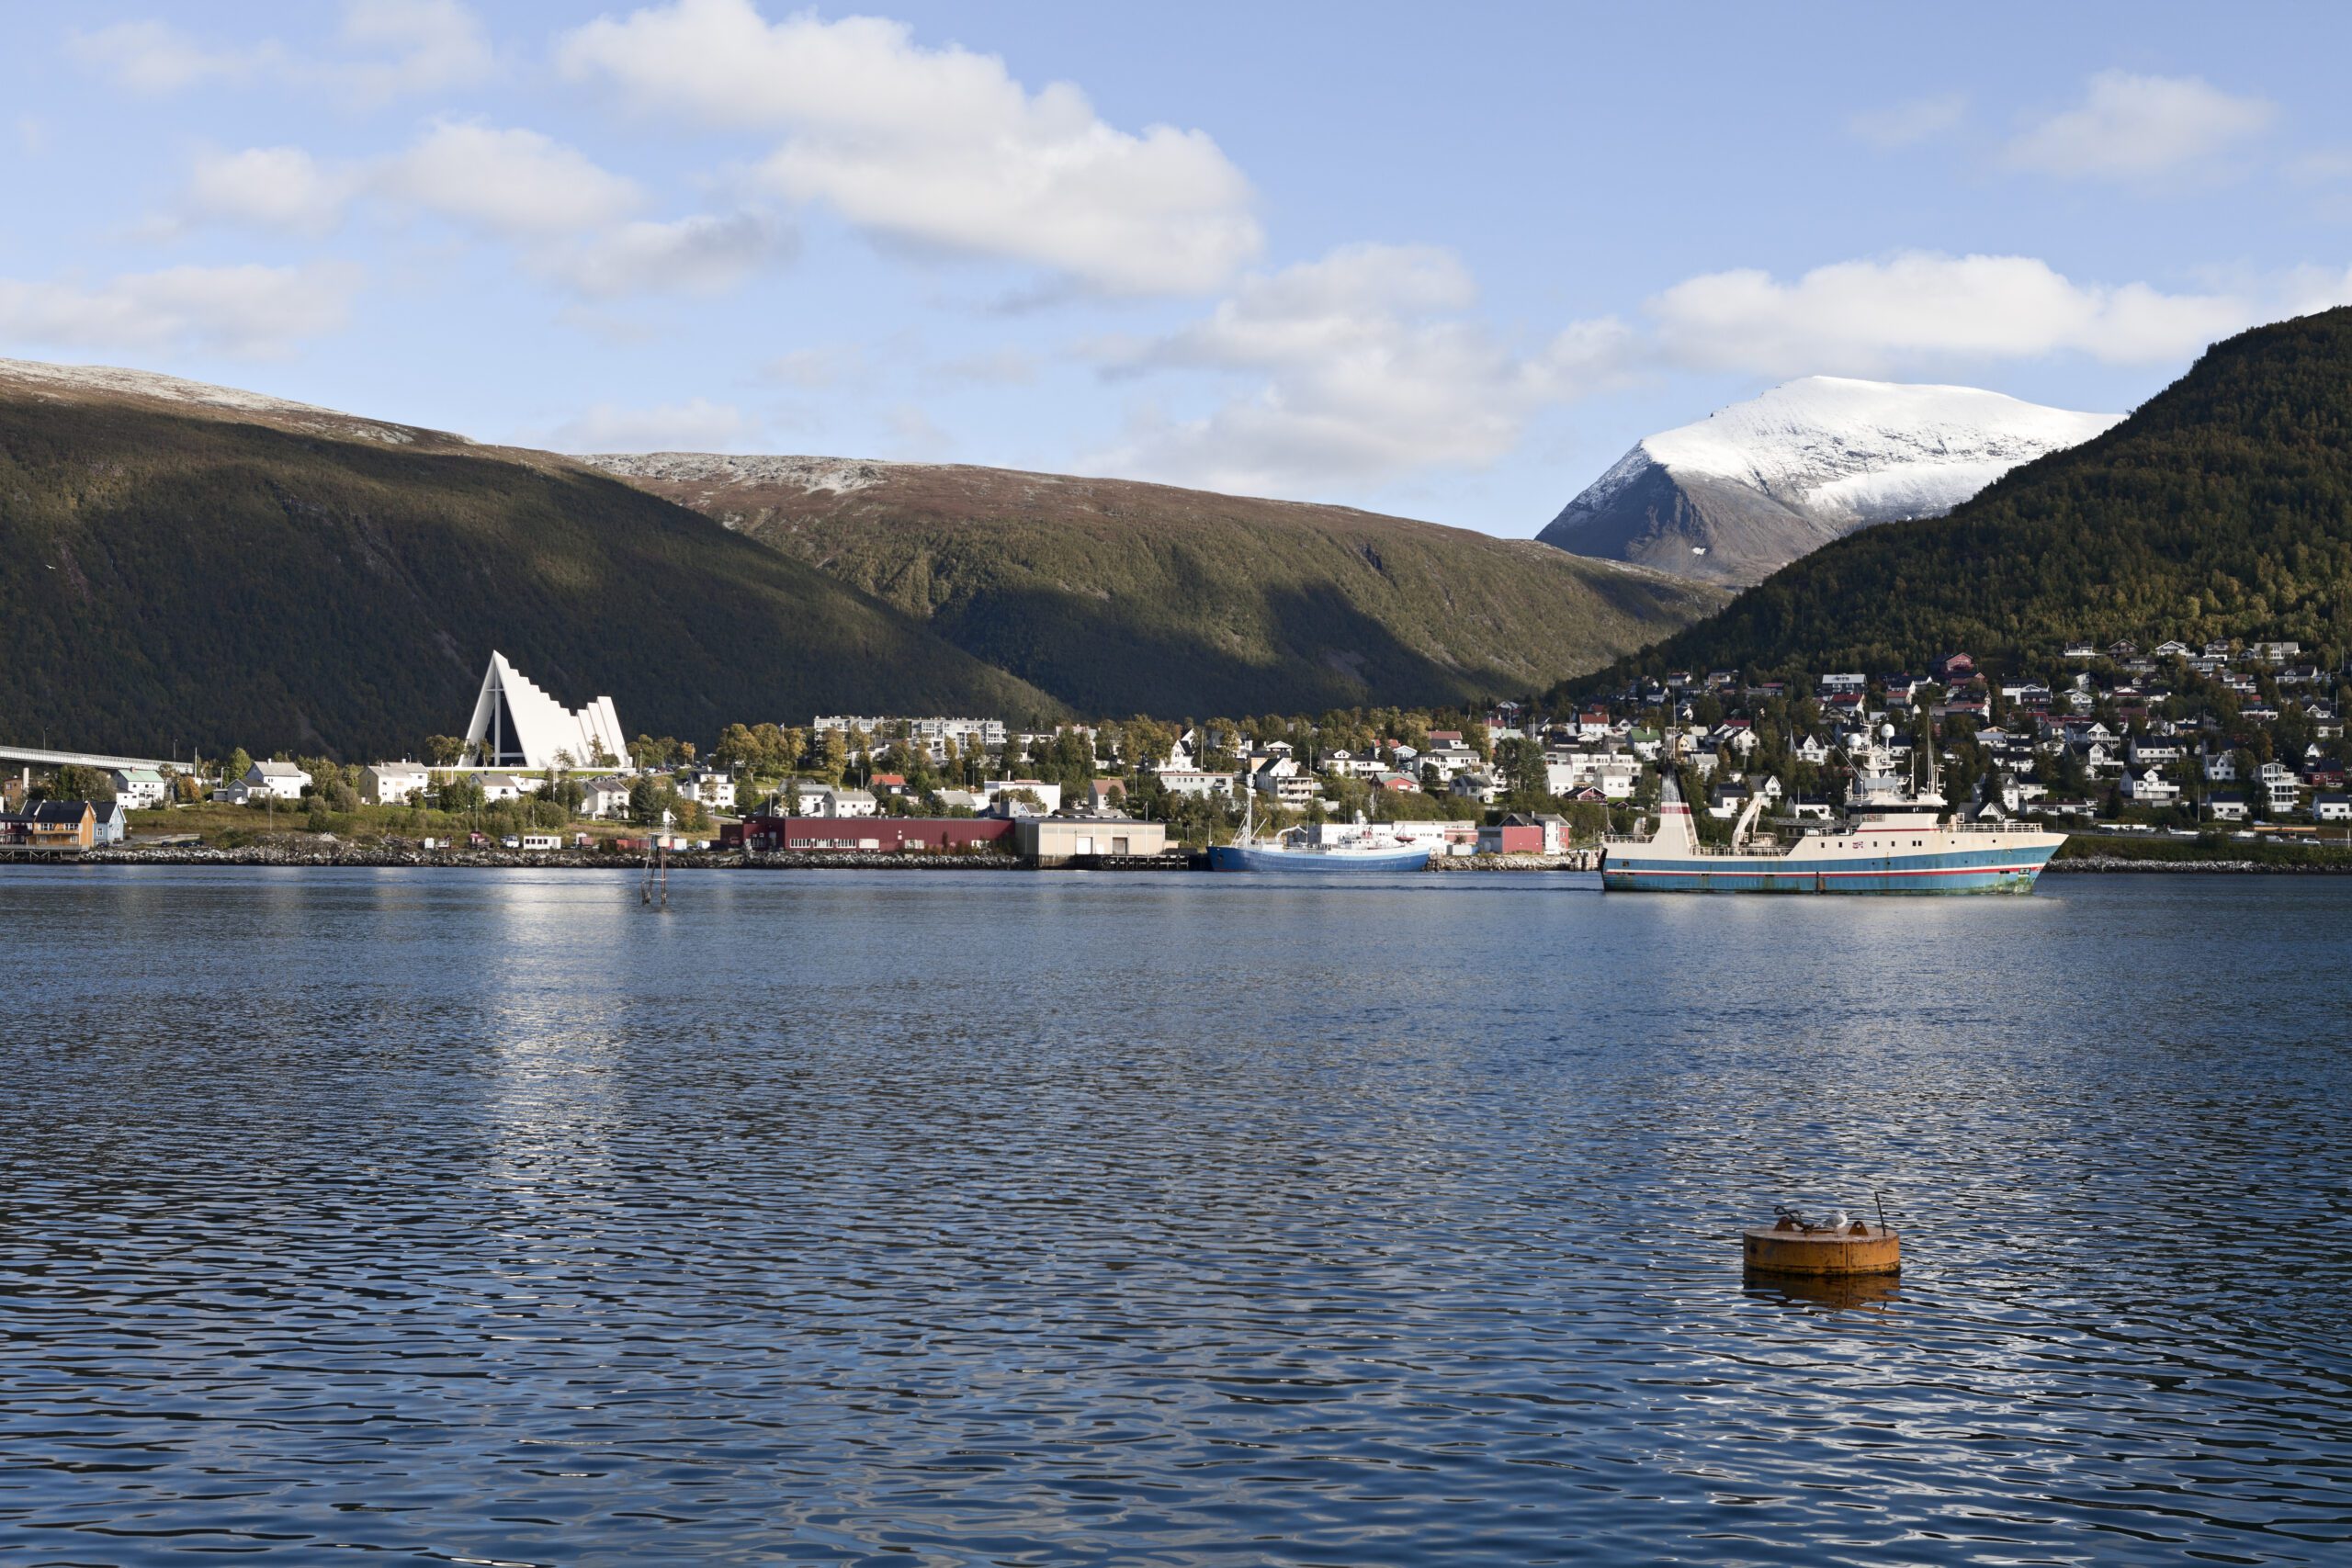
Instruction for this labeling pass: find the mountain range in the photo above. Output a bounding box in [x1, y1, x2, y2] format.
[1538, 377, 2120, 585]
[0, 359, 1721, 759]
[1558, 307, 2352, 688]
[580, 452, 1724, 719]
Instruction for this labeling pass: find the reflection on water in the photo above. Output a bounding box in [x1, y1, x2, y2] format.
[2, 866, 2349, 1566]
[1744, 1270, 1904, 1314]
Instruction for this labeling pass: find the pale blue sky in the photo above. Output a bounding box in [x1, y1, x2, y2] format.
[4, 0, 2348, 533]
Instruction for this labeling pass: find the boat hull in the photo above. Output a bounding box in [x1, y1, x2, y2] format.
[1602, 839, 2059, 894]
[1207, 842, 1433, 874]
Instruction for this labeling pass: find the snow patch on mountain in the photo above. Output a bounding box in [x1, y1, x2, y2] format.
[0, 357, 427, 445]
[578, 453, 909, 497]
[1632, 377, 2119, 528]
[1540, 377, 2120, 583]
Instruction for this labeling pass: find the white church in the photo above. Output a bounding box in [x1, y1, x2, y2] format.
[462, 651, 627, 770]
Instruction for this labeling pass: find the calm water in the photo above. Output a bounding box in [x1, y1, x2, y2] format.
[2, 867, 2348, 1566]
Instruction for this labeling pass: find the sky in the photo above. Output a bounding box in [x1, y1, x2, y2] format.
[4, 0, 2350, 536]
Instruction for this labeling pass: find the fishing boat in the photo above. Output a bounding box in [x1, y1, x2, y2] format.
[1600, 729, 2063, 894]
[1205, 790, 1432, 873]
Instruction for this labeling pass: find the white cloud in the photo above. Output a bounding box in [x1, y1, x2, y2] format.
[68, 3, 489, 103]
[332, 0, 493, 101]
[67, 19, 279, 92]
[174, 122, 789, 300]
[539, 212, 794, 298]
[0, 262, 361, 357]
[1087, 243, 1627, 496]
[1848, 93, 1968, 150]
[379, 120, 642, 237]
[1646, 251, 2256, 374]
[186, 146, 362, 235]
[543, 397, 752, 451]
[2006, 71, 2274, 182]
[557, 0, 1259, 295]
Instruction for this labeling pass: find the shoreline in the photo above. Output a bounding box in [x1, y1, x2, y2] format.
[8, 844, 2346, 874]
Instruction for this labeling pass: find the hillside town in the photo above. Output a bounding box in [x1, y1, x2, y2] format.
[5, 638, 2346, 863]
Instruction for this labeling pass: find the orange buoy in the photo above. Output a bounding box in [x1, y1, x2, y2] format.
[1743, 1213, 1900, 1278]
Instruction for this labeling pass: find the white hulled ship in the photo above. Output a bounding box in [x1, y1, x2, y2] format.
[1205, 791, 1432, 874]
[1601, 736, 2063, 895]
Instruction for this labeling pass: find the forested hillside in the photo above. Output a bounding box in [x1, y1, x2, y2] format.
[1567, 308, 2352, 687]
[586, 454, 1728, 716]
[0, 378, 1057, 760]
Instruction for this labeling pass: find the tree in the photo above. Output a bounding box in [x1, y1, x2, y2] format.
[435, 772, 485, 811]
[424, 735, 466, 766]
[223, 747, 254, 784]
[46, 764, 115, 804]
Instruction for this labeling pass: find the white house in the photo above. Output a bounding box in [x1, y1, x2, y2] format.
[478, 773, 528, 803]
[110, 766, 170, 809]
[979, 779, 1059, 816]
[2313, 793, 2350, 823]
[2120, 768, 2180, 807]
[362, 762, 431, 807]
[2207, 792, 2248, 821]
[580, 776, 632, 819]
[245, 761, 311, 801]
[1157, 769, 1238, 799]
[800, 784, 883, 818]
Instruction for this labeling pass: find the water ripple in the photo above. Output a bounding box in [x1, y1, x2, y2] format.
[1, 867, 2346, 1565]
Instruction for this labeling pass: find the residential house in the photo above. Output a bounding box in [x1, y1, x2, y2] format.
[245, 761, 311, 801]
[110, 767, 170, 809]
[1447, 769, 1502, 806]
[0, 800, 96, 850]
[2120, 768, 2180, 807]
[2257, 761, 2302, 814]
[478, 773, 528, 803]
[580, 776, 631, 818]
[361, 762, 430, 807]
[2314, 793, 2350, 823]
[2207, 792, 2248, 822]
[800, 783, 884, 818]
[1157, 768, 1239, 799]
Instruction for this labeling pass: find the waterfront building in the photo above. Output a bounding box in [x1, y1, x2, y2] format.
[461, 651, 625, 771]
[0, 800, 96, 850]
[730, 815, 1013, 853]
[1016, 818, 1168, 864]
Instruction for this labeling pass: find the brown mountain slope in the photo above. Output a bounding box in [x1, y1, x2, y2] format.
[582, 454, 1728, 716]
[0, 361, 1059, 758]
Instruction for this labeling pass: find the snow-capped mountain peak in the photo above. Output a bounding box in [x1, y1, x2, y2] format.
[1540, 377, 2120, 584]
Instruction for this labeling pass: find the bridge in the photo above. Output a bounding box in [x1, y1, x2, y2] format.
[1, 743, 190, 777]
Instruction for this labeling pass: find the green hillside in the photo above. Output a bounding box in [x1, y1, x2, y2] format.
[1566, 307, 2352, 686]
[0, 380, 1057, 760]
[585, 455, 1727, 716]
